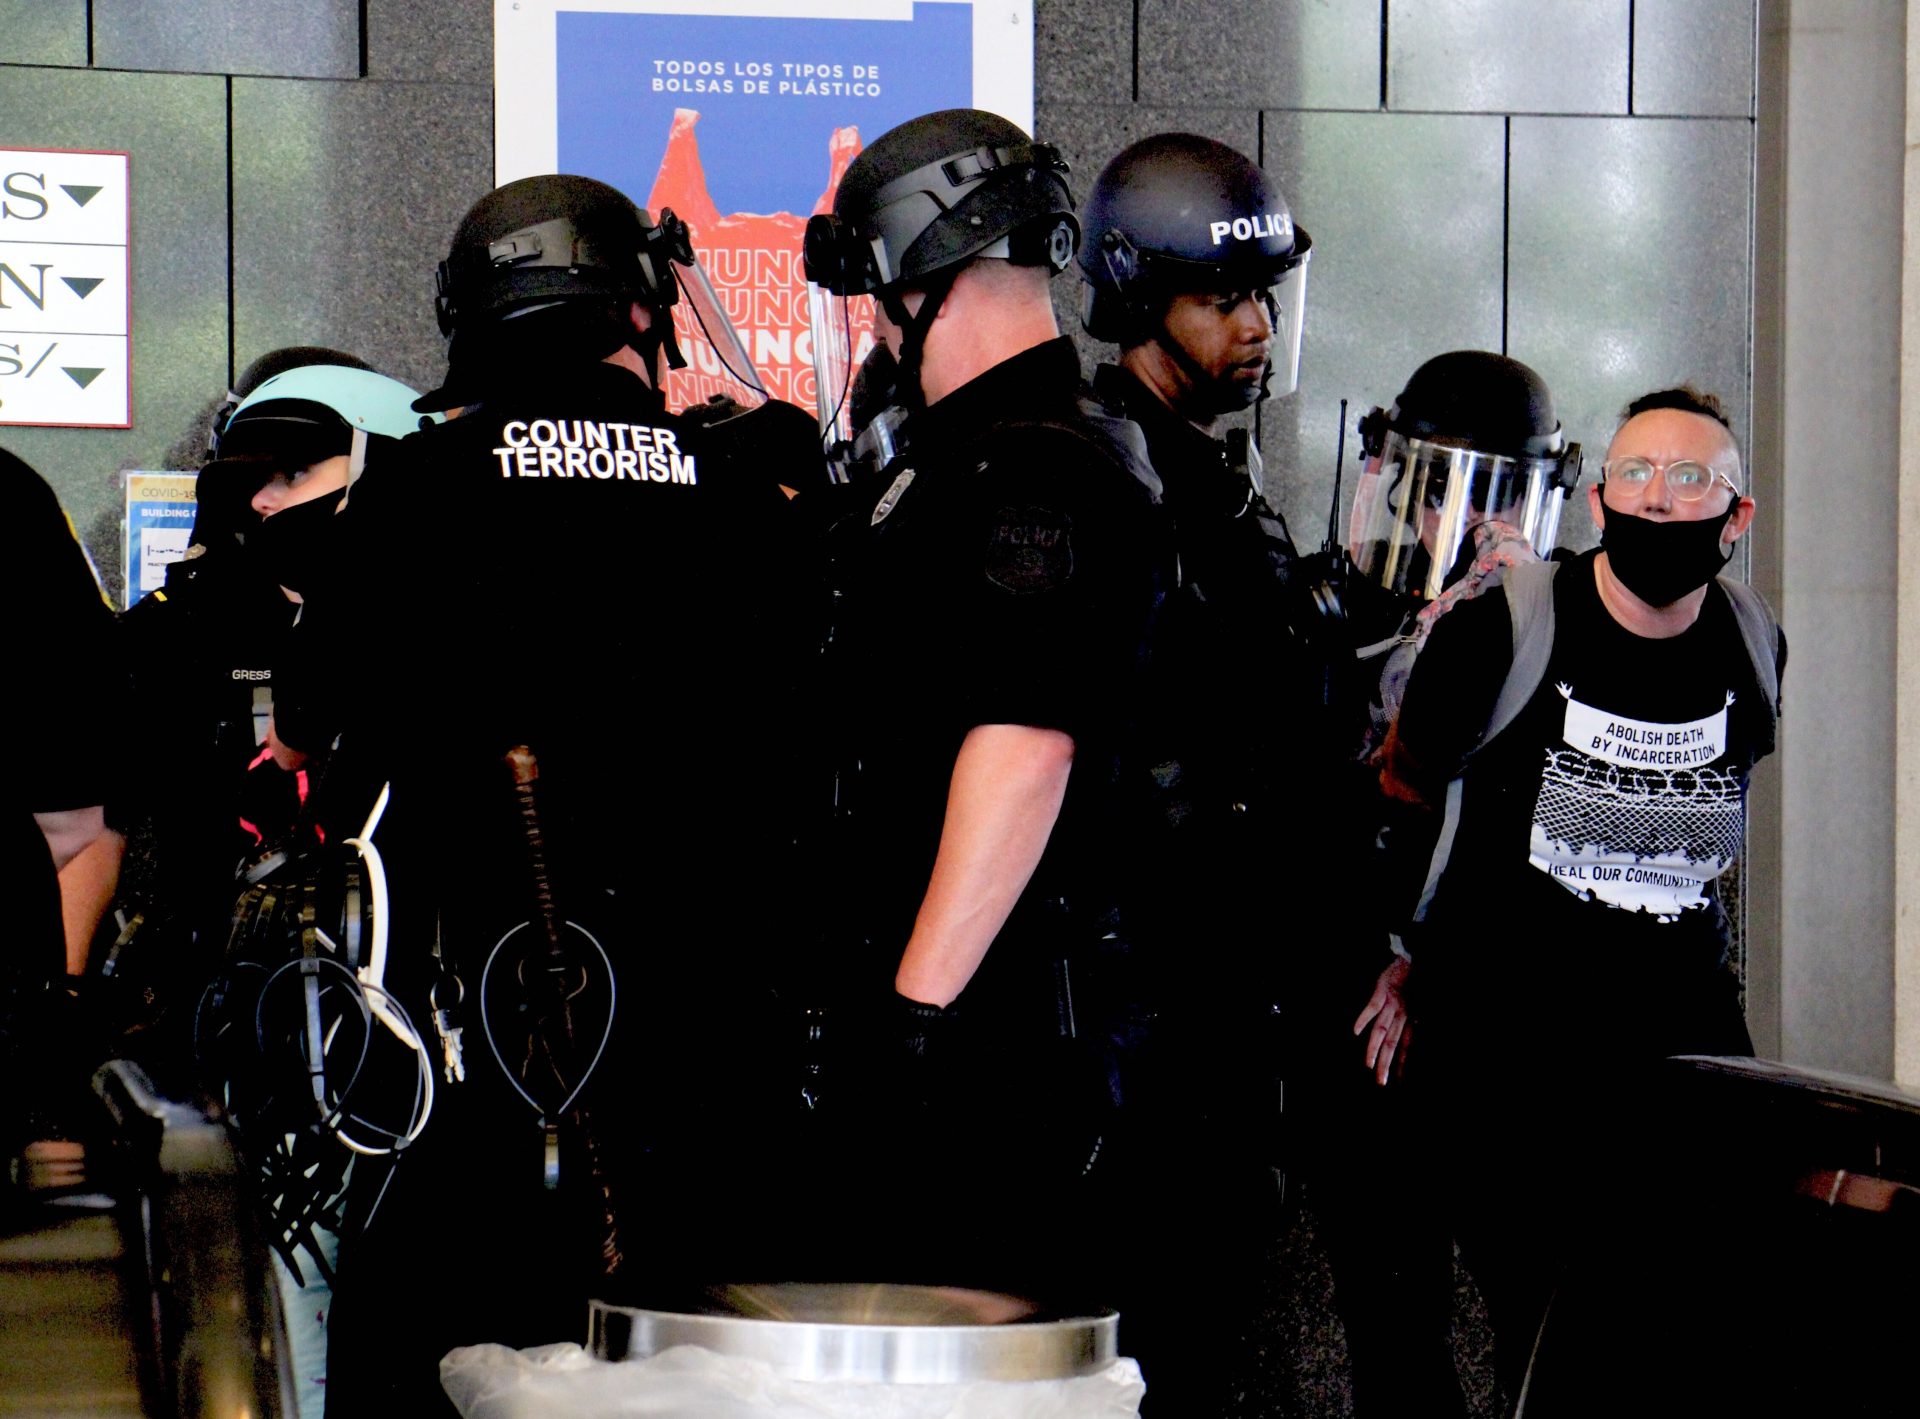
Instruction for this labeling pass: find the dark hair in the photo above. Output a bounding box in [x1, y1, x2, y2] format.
[1620, 385, 1732, 430]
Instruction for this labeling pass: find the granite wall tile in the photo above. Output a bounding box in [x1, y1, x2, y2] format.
[367, 0, 493, 85]
[1035, 0, 1133, 105]
[1632, 0, 1755, 118]
[93, 0, 359, 80]
[1389, 0, 1629, 114]
[232, 78, 493, 401]
[0, 0, 89, 68]
[1139, 0, 1381, 111]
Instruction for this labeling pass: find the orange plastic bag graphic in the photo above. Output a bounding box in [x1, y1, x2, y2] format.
[647, 108, 876, 415]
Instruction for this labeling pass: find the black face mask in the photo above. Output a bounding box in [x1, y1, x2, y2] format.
[1597, 501, 1737, 607]
[247, 488, 345, 597]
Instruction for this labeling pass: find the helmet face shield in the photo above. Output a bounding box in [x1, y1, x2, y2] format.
[665, 243, 767, 409]
[1347, 431, 1576, 603]
[804, 280, 879, 447]
[1265, 253, 1309, 397]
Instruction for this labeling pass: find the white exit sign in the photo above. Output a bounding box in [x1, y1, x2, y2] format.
[0, 148, 131, 429]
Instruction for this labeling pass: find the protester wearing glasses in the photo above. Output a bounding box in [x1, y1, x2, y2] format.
[1372, 385, 1784, 1414]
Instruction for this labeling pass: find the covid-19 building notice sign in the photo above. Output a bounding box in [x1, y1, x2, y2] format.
[495, 0, 1032, 413]
[0, 148, 131, 428]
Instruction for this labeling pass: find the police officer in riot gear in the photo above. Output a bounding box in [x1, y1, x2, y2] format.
[280, 174, 817, 1412]
[1344, 349, 1583, 761]
[1076, 131, 1325, 1411]
[801, 109, 1163, 1302]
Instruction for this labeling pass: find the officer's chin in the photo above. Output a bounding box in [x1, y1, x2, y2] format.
[1202, 379, 1267, 417]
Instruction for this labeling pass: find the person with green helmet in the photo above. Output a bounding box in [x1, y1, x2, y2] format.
[112, 354, 433, 1419]
[115, 356, 432, 1052]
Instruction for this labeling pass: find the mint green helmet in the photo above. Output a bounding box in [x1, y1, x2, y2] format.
[216, 364, 439, 481]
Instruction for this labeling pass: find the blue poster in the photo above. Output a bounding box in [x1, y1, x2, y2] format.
[557, 5, 971, 219]
[497, 1, 1031, 410]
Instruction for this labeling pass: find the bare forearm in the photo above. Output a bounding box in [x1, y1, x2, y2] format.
[895, 723, 1075, 1007]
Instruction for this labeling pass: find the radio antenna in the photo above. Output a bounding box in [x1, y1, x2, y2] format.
[1324, 398, 1348, 554]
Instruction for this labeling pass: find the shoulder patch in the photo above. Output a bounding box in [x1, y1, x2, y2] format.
[984, 504, 1073, 593]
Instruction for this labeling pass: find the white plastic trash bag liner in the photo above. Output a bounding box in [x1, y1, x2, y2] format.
[440, 1341, 1146, 1418]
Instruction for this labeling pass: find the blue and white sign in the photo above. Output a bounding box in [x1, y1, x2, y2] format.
[496, 1, 1031, 187]
[124, 471, 197, 609]
[0, 148, 131, 428]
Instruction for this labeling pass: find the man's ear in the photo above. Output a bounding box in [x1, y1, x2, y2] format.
[1587, 481, 1606, 529]
[1722, 495, 1758, 545]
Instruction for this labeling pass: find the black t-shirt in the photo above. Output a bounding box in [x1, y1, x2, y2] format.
[1397, 551, 1784, 1040]
[833, 339, 1163, 972]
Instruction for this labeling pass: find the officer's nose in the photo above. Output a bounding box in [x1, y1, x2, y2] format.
[251, 480, 284, 516]
[1239, 296, 1274, 346]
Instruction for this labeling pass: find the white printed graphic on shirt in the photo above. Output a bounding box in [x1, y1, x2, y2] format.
[1526, 683, 1744, 919]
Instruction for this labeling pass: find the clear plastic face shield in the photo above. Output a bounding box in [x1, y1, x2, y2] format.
[1262, 254, 1309, 397]
[1346, 430, 1579, 603]
[805, 283, 878, 449]
[649, 208, 769, 411]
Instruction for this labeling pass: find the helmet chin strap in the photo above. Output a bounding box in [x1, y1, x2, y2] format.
[883, 267, 961, 413]
[629, 299, 688, 387]
[1149, 325, 1268, 419]
[340, 425, 370, 508]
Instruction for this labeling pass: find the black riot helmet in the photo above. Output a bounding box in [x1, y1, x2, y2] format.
[803, 108, 1079, 425]
[1080, 132, 1312, 396]
[1348, 350, 1583, 604]
[422, 174, 770, 412]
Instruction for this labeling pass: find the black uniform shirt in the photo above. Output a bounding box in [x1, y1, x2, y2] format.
[282, 361, 808, 922]
[1090, 365, 1339, 1004]
[834, 337, 1163, 962]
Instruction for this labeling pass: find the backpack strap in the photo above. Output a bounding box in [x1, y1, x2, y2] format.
[1408, 560, 1556, 924]
[1714, 573, 1781, 720]
[1478, 559, 1560, 759]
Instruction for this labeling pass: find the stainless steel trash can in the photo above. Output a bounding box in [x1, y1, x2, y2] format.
[590, 1282, 1120, 1385]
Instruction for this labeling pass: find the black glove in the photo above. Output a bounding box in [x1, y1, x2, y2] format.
[893, 990, 955, 1060]
[888, 990, 959, 1112]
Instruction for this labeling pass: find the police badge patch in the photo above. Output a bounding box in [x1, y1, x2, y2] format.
[984, 504, 1074, 593]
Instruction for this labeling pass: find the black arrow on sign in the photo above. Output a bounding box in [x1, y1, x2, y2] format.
[63, 367, 103, 389]
[61, 185, 102, 208]
[61, 277, 103, 300]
